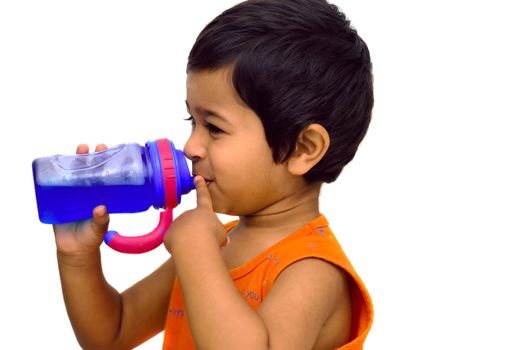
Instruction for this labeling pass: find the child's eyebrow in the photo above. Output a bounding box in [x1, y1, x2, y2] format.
[185, 100, 231, 124]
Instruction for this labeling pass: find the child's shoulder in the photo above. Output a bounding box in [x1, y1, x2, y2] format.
[222, 214, 373, 348]
[263, 215, 374, 348]
[224, 215, 353, 280]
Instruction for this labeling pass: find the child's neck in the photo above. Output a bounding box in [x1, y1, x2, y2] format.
[237, 182, 322, 234]
[223, 182, 322, 270]
[223, 184, 321, 269]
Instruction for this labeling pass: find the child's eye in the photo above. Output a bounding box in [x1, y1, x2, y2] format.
[206, 123, 224, 135]
[184, 116, 223, 135]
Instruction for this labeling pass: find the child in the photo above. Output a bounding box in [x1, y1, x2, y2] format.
[54, 0, 374, 349]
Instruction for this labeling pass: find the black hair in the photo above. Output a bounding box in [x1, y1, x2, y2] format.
[188, 0, 373, 183]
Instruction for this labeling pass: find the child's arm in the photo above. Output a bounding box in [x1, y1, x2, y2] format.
[164, 176, 348, 350]
[55, 206, 175, 350]
[53, 144, 175, 350]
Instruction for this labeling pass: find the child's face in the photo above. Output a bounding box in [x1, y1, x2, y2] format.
[184, 67, 297, 216]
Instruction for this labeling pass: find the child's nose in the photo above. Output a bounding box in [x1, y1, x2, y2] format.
[183, 133, 206, 161]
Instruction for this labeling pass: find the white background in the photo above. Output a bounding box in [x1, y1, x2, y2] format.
[1, 1, 522, 349]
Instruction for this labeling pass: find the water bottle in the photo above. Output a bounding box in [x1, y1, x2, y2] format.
[32, 138, 195, 254]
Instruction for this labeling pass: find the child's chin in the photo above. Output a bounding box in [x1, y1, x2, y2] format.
[213, 204, 238, 217]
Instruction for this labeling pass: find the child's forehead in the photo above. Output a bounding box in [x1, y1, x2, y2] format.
[185, 75, 263, 132]
[186, 67, 249, 115]
[186, 67, 233, 88]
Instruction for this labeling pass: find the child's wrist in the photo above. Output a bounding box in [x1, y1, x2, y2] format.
[57, 249, 101, 269]
[169, 227, 220, 254]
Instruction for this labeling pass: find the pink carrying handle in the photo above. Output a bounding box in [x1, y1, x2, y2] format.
[103, 208, 173, 254]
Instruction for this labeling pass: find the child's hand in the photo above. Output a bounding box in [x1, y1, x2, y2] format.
[53, 144, 110, 257]
[163, 176, 228, 253]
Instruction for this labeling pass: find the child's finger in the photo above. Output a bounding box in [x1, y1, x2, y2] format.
[94, 143, 108, 152]
[91, 205, 110, 239]
[194, 176, 213, 210]
[76, 144, 89, 154]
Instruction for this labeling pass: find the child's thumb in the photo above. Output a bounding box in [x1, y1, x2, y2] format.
[91, 205, 110, 239]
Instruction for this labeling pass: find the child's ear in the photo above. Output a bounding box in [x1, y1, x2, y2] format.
[287, 123, 330, 176]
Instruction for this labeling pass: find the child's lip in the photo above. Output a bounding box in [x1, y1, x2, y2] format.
[192, 173, 213, 184]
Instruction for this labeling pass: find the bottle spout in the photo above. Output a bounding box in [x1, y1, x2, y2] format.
[176, 149, 195, 195]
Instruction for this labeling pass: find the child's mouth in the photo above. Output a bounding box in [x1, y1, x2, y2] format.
[193, 173, 212, 186]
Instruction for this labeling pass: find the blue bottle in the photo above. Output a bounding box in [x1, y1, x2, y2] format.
[32, 138, 195, 254]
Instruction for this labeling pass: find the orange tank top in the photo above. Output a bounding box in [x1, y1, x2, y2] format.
[162, 215, 373, 349]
